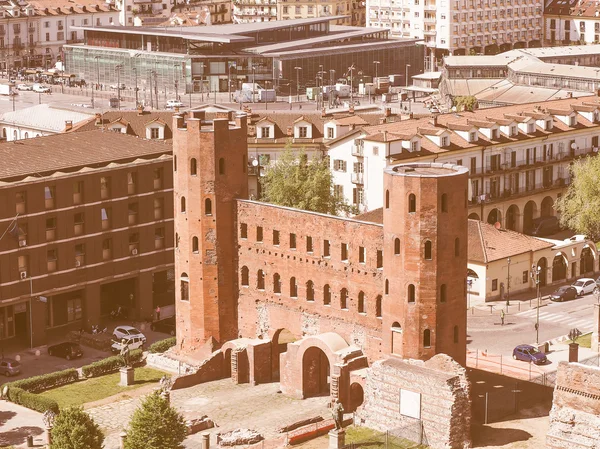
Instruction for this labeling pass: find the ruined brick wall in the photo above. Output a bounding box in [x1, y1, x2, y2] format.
[356, 354, 471, 449]
[547, 361, 600, 448]
[236, 200, 385, 361]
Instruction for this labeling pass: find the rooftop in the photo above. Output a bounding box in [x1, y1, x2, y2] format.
[387, 163, 469, 178]
[0, 104, 95, 133]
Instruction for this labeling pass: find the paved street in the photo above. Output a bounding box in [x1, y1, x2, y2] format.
[0, 400, 45, 448]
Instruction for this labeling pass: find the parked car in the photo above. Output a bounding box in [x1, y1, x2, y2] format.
[150, 316, 176, 336]
[0, 358, 21, 376]
[111, 335, 146, 353]
[110, 83, 126, 90]
[571, 278, 597, 296]
[47, 341, 83, 360]
[113, 325, 146, 342]
[512, 344, 547, 365]
[550, 286, 578, 302]
[528, 216, 560, 236]
[32, 84, 51, 93]
[165, 99, 185, 109]
[16, 83, 32, 91]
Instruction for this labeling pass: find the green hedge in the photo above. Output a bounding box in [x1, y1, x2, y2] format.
[149, 337, 176, 354]
[7, 386, 59, 414]
[8, 368, 79, 393]
[81, 349, 144, 378]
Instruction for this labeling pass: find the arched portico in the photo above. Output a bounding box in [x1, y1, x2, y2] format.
[552, 253, 568, 282]
[541, 196, 554, 218]
[523, 201, 537, 234]
[487, 208, 502, 226]
[506, 205, 519, 231]
[468, 213, 480, 220]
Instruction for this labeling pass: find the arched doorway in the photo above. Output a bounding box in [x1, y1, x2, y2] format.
[552, 254, 567, 282]
[523, 201, 537, 234]
[391, 322, 402, 356]
[272, 329, 296, 381]
[506, 205, 519, 231]
[223, 348, 232, 379]
[302, 347, 330, 398]
[537, 258, 548, 287]
[348, 382, 364, 412]
[468, 213, 480, 220]
[487, 209, 502, 226]
[580, 247, 595, 275]
[541, 196, 554, 218]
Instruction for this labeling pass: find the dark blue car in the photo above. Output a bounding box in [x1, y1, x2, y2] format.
[512, 344, 547, 365]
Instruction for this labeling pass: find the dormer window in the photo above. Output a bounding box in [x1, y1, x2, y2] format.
[411, 140, 419, 152]
[527, 123, 535, 134]
[569, 115, 577, 127]
[298, 126, 308, 138]
[441, 136, 449, 147]
[469, 131, 477, 142]
[510, 126, 517, 136]
[491, 129, 498, 140]
[327, 127, 334, 139]
[546, 120, 552, 130]
[260, 127, 270, 138]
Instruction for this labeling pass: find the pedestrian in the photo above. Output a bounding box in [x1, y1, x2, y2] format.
[156, 305, 161, 321]
[500, 309, 505, 326]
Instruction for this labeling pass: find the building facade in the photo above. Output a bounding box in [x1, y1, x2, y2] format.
[0, 131, 174, 347]
[544, 0, 600, 46]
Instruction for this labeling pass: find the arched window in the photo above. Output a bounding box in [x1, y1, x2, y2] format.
[13, 130, 17, 140]
[323, 284, 331, 305]
[375, 295, 382, 318]
[190, 158, 197, 176]
[441, 193, 448, 212]
[394, 238, 400, 255]
[257, 269, 265, 290]
[243, 155, 247, 173]
[306, 280, 314, 301]
[385, 190, 390, 208]
[219, 158, 225, 175]
[340, 288, 348, 309]
[423, 329, 431, 348]
[241, 266, 249, 286]
[273, 273, 281, 293]
[408, 194, 416, 213]
[290, 277, 298, 297]
[358, 291, 365, 314]
[440, 284, 447, 303]
[453, 325, 459, 344]
[180, 273, 189, 301]
[385, 279, 389, 295]
[192, 236, 199, 253]
[454, 238, 460, 257]
[408, 284, 415, 303]
[205, 198, 212, 215]
[24, 132, 28, 139]
[181, 196, 186, 213]
[424, 241, 432, 260]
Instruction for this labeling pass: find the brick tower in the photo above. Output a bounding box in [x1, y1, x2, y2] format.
[382, 163, 468, 366]
[173, 112, 248, 353]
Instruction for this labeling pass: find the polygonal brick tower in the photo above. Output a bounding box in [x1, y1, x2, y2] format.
[173, 112, 248, 354]
[382, 163, 468, 366]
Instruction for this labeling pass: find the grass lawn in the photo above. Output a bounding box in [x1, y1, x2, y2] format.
[344, 426, 428, 449]
[566, 332, 592, 348]
[38, 367, 167, 409]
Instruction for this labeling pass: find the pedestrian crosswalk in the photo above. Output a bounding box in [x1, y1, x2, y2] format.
[515, 309, 595, 332]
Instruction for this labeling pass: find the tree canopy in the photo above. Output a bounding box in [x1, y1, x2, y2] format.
[453, 96, 478, 112]
[259, 148, 356, 216]
[50, 407, 104, 449]
[124, 391, 187, 449]
[556, 155, 600, 241]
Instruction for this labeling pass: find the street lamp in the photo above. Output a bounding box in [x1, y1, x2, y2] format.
[373, 61, 380, 103]
[348, 63, 356, 106]
[506, 257, 511, 309]
[173, 64, 179, 102]
[133, 67, 138, 107]
[531, 264, 542, 346]
[294, 66, 302, 103]
[251, 65, 256, 104]
[115, 64, 123, 110]
[94, 56, 100, 108]
[329, 69, 335, 107]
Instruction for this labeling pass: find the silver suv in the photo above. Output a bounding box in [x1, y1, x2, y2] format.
[0, 358, 21, 376]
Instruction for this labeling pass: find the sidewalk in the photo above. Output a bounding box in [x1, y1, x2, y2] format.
[0, 400, 45, 448]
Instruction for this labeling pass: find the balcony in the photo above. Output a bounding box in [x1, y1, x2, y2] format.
[351, 172, 364, 184]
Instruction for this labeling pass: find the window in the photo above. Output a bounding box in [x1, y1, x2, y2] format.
[102, 238, 112, 260]
[491, 129, 498, 140]
[204, 198, 212, 216]
[375, 295, 382, 318]
[47, 249, 57, 272]
[241, 266, 249, 286]
[334, 185, 344, 199]
[241, 223, 248, 239]
[373, 146, 379, 156]
[385, 190, 390, 209]
[454, 326, 459, 344]
[327, 127, 334, 138]
[45, 32, 50, 42]
[454, 238, 460, 257]
[440, 284, 447, 303]
[394, 238, 401, 255]
[527, 123, 535, 134]
[127, 172, 137, 194]
[441, 136, 449, 147]
[44, 186, 55, 209]
[408, 284, 415, 303]
[273, 230, 280, 245]
[218, 158, 225, 175]
[100, 177, 111, 199]
[290, 277, 298, 297]
[323, 239, 330, 257]
[155, 227, 165, 249]
[359, 246, 366, 264]
[377, 250, 383, 268]
[190, 158, 197, 176]
[441, 194, 448, 212]
[257, 226, 263, 242]
[522, 270, 528, 283]
[18, 255, 29, 275]
[192, 236, 199, 253]
[408, 194, 416, 213]
[100, 207, 110, 230]
[128, 203, 138, 225]
[74, 212, 84, 236]
[341, 243, 348, 261]
[333, 160, 347, 172]
[174, 155, 177, 172]
[260, 127, 270, 138]
[273, 273, 281, 293]
[153, 168, 163, 189]
[16, 191, 26, 214]
[257, 270, 265, 290]
[46, 217, 56, 240]
[423, 329, 431, 348]
[181, 274, 189, 301]
[181, 197, 186, 213]
[73, 181, 84, 204]
[154, 198, 164, 220]
[492, 279, 498, 291]
[424, 241, 432, 260]
[283, 6, 288, 13]
[569, 115, 577, 127]
[510, 126, 517, 136]
[75, 243, 85, 266]
[67, 298, 82, 322]
[469, 131, 477, 142]
[290, 233, 296, 249]
[385, 279, 389, 295]
[324, 284, 331, 305]
[306, 281, 314, 301]
[340, 288, 348, 309]
[358, 291, 365, 314]
[129, 233, 139, 254]
[306, 236, 313, 253]
[295, 6, 301, 13]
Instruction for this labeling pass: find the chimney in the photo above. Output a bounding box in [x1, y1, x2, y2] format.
[430, 115, 438, 127]
[191, 111, 206, 120]
[383, 130, 388, 142]
[137, 104, 144, 115]
[286, 126, 293, 136]
[174, 115, 185, 129]
[216, 111, 234, 120]
[94, 113, 102, 126]
[64, 120, 73, 131]
[349, 106, 355, 115]
[567, 91, 573, 98]
[385, 107, 391, 117]
[321, 108, 327, 118]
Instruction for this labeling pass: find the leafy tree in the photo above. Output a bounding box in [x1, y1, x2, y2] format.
[556, 155, 600, 241]
[453, 96, 478, 112]
[50, 407, 104, 449]
[124, 391, 187, 449]
[260, 147, 356, 216]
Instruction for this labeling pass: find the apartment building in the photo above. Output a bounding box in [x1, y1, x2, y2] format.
[0, 131, 174, 347]
[544, 0, 600, 45]
[326, 96, 600, 233]
[171, 0, 232, 24]
[366, 0, 543, 70]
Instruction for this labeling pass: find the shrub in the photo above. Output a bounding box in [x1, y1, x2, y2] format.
[51, 407, 104, 449]
[8, 368, 78, 393]
[149, 337, 176, 354]
[81, 349, 143, 378]
[6, 386, 59, 414]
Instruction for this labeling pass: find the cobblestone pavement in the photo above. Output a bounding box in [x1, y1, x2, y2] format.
[88, 379, 330, 449]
